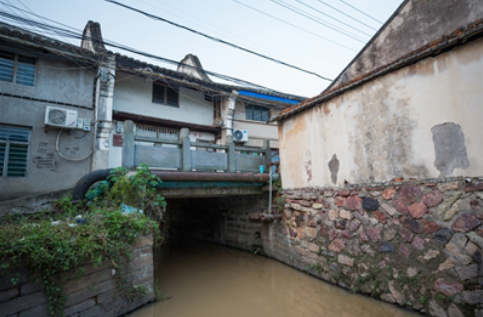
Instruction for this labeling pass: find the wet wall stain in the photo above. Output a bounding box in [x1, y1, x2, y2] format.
[431, 122, 469, 177]
[328, 154, 340, 185]
[304, 151, 313, 183]
[349, 85, 428, 182]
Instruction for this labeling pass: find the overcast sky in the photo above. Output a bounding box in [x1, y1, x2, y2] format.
[2, 0, 403, 97]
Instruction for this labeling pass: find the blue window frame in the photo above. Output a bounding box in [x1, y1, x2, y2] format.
[0, 125, 31, 177]
[245, 104, 269, 122]
[0, 50, 36, 86]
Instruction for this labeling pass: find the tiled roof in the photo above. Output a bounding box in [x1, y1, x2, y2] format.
[277, 19, 483, 121]
[0, 23, 99, 63]
[0, 22, 306, 104]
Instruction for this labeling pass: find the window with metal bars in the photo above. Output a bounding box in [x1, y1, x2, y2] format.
[0, 125, 31, 177]
[152, 83, 178, 107]
[0, 50, 36, 86]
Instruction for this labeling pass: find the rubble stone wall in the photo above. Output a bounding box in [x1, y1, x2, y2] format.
[0, 236, 154, 317]
[266, 178, 483, 317]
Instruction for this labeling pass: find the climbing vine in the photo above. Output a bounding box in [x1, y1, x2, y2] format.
[0, 164, 166, 316]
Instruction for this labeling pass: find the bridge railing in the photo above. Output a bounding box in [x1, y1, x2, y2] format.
[121, 120, 271, 173]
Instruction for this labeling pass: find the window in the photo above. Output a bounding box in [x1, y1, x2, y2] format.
[245, 104, 270, 122]
[0, 51, 36, 86]
[152, 83, 179, 107]
[0, 125, 30, 177]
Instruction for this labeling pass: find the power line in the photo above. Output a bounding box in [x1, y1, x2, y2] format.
[140, 0, 301, 66]
[338, 0, 383, 24]
[267, 0, 366, 43]
[102, 0, 333, 81]
[0, 9, 307, 95]
[290, 0, 372, 37]
[229, 0, 357, 52]
[311, 0, 378, 31]
[15, 0, 72, 43]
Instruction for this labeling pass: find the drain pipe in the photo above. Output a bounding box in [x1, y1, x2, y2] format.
[72, 169, 269, 201]
[150, 171, 269, 183]
[72, 168, 112, 201]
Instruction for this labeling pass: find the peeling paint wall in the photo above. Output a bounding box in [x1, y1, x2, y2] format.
[333, 0, 483, 87]
[279, 38, 483, 189]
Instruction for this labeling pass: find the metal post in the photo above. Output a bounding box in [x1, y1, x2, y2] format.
[122, 120, 135, 169]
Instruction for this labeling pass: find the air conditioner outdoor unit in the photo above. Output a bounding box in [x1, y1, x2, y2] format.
[45, 106, 78, 128]
[233, 129, 249, 143]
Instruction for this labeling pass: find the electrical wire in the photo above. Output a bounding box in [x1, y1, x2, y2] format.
[311, 0, 378, 31]
[267, 0, 366, 43]
[0, 3, 332, 94]
[338, 0, 384, 24]
[229, 0, 357, 52]
[0, 12, 268, 91]
[0, 9, 299, 123]
[137, 0, 303, 67]
[102, 0, 333, 81]
[315, 0, 377, 31]
[290, 0, 373, 36]
[56, 129, 93, 161]
[0, 7, 312, 94]
[0, 10, 283, 148]
[15, 0, 72, 43]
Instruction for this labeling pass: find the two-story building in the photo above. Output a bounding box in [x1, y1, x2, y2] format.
[78, 21, 304, 170]
[0, 22, 102, 201]
[0, 21, 305, 202]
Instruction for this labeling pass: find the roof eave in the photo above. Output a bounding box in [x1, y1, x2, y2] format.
[277, 19, 483, 122]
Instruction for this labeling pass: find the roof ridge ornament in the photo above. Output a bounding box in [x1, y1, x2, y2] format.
[81, 20, 107, 53]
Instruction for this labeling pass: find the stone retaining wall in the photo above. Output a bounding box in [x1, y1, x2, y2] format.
[264, 178, 483, 317]
[0, 236, 154, 317]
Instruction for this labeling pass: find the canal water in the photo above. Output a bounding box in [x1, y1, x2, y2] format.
[129, 239, 419, 317]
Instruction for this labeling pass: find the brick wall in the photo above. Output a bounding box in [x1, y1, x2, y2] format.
[264, 178, 483, 317]
[0, 236, 154, 317]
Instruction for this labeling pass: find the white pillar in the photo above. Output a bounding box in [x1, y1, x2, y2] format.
[220, 90, 238, 144]
[92, 56, 116, 170]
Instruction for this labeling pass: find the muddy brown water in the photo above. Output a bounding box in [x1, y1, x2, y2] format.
[129, 240, 419, 317]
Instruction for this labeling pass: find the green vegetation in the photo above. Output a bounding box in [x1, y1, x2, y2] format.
[419, 294, 427, 305]
[308, 263, 325, 274]
[397, 275, 419, 288]
[0, 164, 165, 316]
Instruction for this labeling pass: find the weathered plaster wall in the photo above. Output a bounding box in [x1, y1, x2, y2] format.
[113, 72, 214, 127]
[333, 0, 483, 87]
[279, 38, 483, 189]
[262, 178, 483, 317]
[0, 58, 96, 201]
[0, 57, 95, 107]
[234, 119, 279, 148]
[233, 100, 281, 148]
[0, 236, 154, 317]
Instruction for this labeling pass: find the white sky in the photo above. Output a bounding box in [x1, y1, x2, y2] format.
[2, 0, 403, 97]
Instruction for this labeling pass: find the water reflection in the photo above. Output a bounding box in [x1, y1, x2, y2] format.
[128, 239, 418, 317]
